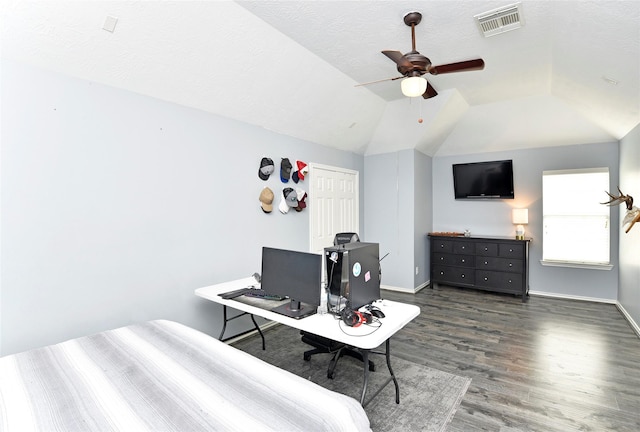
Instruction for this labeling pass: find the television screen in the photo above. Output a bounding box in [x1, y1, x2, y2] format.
[452, 160, 514, 199]
[261, 247, 321, 319]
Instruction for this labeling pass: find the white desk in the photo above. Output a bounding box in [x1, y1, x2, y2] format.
[195, 277, 420, 406]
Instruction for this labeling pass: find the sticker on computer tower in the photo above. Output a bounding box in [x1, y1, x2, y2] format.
[364, 271, 371, 282]
[352, 262, 361, 277]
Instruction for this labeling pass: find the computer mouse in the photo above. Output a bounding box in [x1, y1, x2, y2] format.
[369, 306, 385, 318]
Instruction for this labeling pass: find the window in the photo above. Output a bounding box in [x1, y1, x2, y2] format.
[542, 168, 610, 267]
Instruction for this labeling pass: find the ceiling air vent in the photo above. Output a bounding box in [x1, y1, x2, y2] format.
[474, 2, 524, 37]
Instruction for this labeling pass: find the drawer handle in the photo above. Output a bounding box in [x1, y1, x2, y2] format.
[509, 248, 514, 252]
[484, 247, 488, 251]
[440, 257, 444, 261]
[509, 263, 513, 267]
[440, 271, 444, 275]
[461, 259, 465, 263]
[484, 261, 488, 265]
[484, 277, 488, 281]
[508, 279, 512, 283]
[461, 246, 466, 250]
[440, 244, 444, 248]
[461, 274, 465, 278]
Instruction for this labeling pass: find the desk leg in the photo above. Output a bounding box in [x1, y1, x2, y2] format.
[218, 305, 266, 350]
[360, 349, 370, 406]
[360, 339, 400, 407]
[385, 339, 400, 404]
[250, 314, 266, 350]
[219, 305, 229, 340]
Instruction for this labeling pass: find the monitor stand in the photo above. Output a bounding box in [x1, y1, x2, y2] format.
[271, 299, 317, 319]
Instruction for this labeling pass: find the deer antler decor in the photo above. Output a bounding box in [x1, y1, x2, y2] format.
[601, 187, 640, 233]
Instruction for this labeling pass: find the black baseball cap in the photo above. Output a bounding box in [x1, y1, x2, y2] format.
[258, 157, 274, 181]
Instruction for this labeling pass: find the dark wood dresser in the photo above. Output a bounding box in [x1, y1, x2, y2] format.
[428, 234, 531, 301]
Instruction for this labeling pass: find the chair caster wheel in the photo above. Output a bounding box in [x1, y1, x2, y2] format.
[327, 371, 335, 380]
[303, 354, 311, 361]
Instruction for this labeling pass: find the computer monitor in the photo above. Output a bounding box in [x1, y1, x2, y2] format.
[325, 242, 380, 311]
[260, 247, 321, 319]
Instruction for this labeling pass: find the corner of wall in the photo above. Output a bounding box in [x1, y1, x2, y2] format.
[616, 302, 640, 339]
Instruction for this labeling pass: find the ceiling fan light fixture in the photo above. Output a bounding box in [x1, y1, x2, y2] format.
[401, 76, 427, 97]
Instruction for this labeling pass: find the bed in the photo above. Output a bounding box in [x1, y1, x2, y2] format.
[0, 320, 371, 431]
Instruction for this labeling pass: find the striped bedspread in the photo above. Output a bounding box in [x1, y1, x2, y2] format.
[0, 320, 370, 431]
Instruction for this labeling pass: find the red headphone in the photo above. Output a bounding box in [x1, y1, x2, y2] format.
[341, 309, 373, 327]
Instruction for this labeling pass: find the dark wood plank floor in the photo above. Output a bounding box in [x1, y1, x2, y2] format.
[381, 285, 640, 432]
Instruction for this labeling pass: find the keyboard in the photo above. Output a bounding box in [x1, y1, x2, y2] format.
[219, 287, 285, 301]
[243, 288, 286, 301]
[219, 287, 252, 299]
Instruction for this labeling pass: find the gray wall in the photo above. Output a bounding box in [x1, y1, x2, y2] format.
[0, 61, 364, 355]
[432, 142, 620, 301]
[413, 151, 432, 288]
[395, 150, 415, 289]
[363, 152, 402, 287]
[364, 149, 432, 291]
[618, 124, 640, 329]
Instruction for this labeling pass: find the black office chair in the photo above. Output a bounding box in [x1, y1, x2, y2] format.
[300, 232, 375, 379]
[332, 232, 360, 245]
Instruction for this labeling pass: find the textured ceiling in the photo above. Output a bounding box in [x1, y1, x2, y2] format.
[2, 1, 639, 156]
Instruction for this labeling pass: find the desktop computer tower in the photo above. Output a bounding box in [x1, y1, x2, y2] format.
[324, 242, 380, 310]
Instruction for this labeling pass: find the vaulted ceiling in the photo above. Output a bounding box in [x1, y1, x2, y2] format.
[2, 1, 639, 156]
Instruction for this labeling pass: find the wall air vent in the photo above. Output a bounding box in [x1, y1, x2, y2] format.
[474, 2, 524, 37]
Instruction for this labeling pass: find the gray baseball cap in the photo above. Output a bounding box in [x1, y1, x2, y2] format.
[283, 187, 298, 207]
[258, 157, 275, 180]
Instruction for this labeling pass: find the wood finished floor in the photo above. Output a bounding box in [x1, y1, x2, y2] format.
[381, 285, 640, 432]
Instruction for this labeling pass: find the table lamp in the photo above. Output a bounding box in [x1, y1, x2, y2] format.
[512, 209, 528, 240]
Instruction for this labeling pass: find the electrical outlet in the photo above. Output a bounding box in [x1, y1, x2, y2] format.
[415, 266, 419, 275]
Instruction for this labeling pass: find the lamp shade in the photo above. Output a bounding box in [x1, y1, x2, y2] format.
[512, 208, 528, 224]
[401, 76, 427, 97]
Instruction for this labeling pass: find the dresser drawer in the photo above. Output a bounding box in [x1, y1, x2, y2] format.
[499, 243, 524, 259]
[476, 256, 523, 273]
[432, 239, 453, 253]
[476, 242, 498, 256]
[453, 241, 475, 254]
[433, 252, 475, 267]
[432, 265, 475, 286]
[475, 270, 523, 293]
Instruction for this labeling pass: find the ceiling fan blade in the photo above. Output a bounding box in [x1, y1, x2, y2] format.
[381, 50, 413, 69]
[354, 76, 404, 87]
[422, 82, 438, 99]
[428, 59, 485, 75]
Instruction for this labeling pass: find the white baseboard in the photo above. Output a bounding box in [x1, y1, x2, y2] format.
[381, 280, 430, 294]
[528, 290, 617, 304]
[615, 302, 640, 338]
[529, 290, 639, 340]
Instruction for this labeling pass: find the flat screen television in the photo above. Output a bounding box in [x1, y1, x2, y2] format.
[260, 247, 321, 319]
[452, 159, 514, 199]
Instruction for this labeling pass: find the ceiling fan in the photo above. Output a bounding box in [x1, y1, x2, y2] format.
[360, 11, 485, 99]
